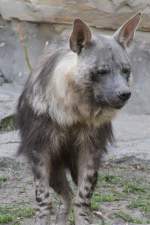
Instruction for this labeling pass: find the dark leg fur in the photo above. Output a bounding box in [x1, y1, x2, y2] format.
[50, 166, 73, 225]
[32, 154, 51, 225]
[74, 142, 100, 225]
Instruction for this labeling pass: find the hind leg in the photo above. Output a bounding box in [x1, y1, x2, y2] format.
[50, 166, 73, 225]
[32, 153, 51, 225]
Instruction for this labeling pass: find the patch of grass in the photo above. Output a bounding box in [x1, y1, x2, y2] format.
[115, 211, 143, 224]
[0, 205, 35, 224]
[0, 176, 7, 185]
[91, 192, 120, 210]
[91, 194, 100, 210]
[98, 174, 121, 185]
[14, 207, 35, 217]
[0, 214, 14, 223]
[123, 182, 146, 194]
[95, 164, 150, 224]
[0, 115, 16, 132]
[99, 193, 120, 202]
[128, 197, 150, 213]
[69, 210, 75, 225]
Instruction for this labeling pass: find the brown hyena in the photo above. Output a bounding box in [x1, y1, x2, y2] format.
[17, 13, 141, 225]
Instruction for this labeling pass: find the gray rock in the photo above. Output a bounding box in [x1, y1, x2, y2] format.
[0, 83, 21, 120]
[0, 130, 19, 158]
[0, 0, 150, 31]
[0, 69, 9, 85]
[104, 113, 150, 162]
[125, 39, 150, 114]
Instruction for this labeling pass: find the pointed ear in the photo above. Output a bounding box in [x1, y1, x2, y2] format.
[114, 12, 141, 48]
[70, 19, 92, 54]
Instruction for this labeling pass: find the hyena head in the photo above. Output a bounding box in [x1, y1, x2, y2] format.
[68, 13, 141, 123]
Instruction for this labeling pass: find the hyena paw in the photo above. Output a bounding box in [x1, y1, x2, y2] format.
[75, 217, 90, 225]
[34, 215, 51, 225]
[55, 206, 69, 225]
[74, 208, 91, 225]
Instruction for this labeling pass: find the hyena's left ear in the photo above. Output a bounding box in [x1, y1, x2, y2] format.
[70, 18, 92, 54]
[114, 12, 141, 48]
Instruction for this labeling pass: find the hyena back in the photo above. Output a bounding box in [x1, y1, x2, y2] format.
[17, 13, 141, 225]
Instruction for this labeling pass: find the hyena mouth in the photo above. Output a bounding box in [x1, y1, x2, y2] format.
[112, 103, 125, 109]
[108, 100, 129, 110]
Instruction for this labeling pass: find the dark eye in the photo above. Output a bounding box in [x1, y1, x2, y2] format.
[98, 68, 110, 76]
[91, 68, 110, 82]
[122, 67, 131, 75]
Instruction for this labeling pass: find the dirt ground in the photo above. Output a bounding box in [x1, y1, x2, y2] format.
[0, 156, 150, 225]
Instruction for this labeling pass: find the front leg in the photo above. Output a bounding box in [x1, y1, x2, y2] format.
[35, 177, 51, 225]
[50, 167, 73, 225]
[74, 150, 99, 225]
[32, 153, 51, 225]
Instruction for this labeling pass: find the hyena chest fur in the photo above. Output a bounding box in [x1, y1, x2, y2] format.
[17, 98, 109, 162]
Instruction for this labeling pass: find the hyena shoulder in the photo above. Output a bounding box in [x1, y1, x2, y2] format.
[20, 45, 79, 126]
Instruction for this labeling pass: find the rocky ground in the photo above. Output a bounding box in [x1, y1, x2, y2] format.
[0, 157, 150, 225]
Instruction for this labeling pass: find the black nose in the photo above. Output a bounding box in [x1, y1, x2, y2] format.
[118, 92, 131, 102]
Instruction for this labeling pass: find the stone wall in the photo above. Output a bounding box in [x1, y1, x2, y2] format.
[0, 0, 150, 115]
[0, 0, 150, 31]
